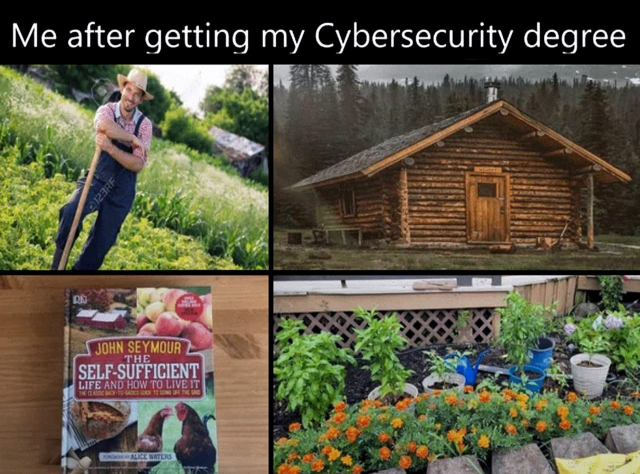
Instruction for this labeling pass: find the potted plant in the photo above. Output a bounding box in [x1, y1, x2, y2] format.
[353, 307, 418, 403]
[566, 317, 612, 399]
[496, 292, 549, 392]
[421, 351, 466, 393]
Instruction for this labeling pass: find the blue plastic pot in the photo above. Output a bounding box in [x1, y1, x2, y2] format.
[508, 365, 546, 393]
[528, 337, 555, 371]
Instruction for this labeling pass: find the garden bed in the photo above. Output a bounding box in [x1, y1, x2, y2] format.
[274, 336, 639, 441]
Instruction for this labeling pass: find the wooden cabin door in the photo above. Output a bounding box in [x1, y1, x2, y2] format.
[466, 173, 510, 243]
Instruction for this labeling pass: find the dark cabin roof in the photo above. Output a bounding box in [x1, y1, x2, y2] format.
[291, 99, 631, 189]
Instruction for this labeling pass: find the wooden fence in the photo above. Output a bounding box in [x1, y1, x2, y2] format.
[273, 308, 499, 350]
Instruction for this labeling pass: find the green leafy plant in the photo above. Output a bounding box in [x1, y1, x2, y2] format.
[496, 292, 555, 372]
[274, 318, 356, 427]
[425, 352, 455, 380]
[353, 307, 413, 400]
[598, 275, 626, 312]
[546, 360, 570, 389]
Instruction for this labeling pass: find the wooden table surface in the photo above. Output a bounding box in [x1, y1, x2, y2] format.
[0, 275, 268, 474]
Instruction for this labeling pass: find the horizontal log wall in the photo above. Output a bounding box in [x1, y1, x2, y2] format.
[407, 119, 580, 244]
[316, 176, 386, 238]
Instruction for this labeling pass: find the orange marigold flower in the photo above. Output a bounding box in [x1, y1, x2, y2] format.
[536, 421, 548, 433]
[345, 426, 361, 443]
[378, 432, 391, 443]
[433, 389, 442, 396]
[624, 405, 634, 416]
[416, 445, 429, 459]
[503, 389, 517, 401]
[380, 446, 391, 461]
[289, 422, 302, 432]
[374, 400, 384, 408]
[277, 437, 289, 447]
[341, 455, 353, 467]
[290, 440, 299, 446]
[611, 401, 621, 410]
[352, 466, 364, 474]
[399, 456, 412, 469]
[518, 393, 529, 403]
[332, 412, 347, 424]
[445, 393, 458, 405]
[334, 401, 347, 412]
[632, 391, 640, 399]
[391, 418, 403, 429]
[464, 385, 474, 393]
[478, 434, 490, 449]
[408, 441, 417, 453]
[589, 406, 601, 416]
[535, 399, 548, 411]
[521, 420, 530, 428]
[357, 415, 371, 428]
[287, 452, 299, 462]
[278, 464, 289, 474]
[321, 445, 333, 456]
[361, 400, 376, 411]
[289, 466, 302, 474]
[567, 392, 578, 403]
[586, 417, 593, 424]
[479, 391, 491, 403]
[378, 414, 389, 422]
[396, 398, 412, 411]
[559, 419, 571, 430]
[328, 448, 341, 462]
[557, 406, 569, 419]
[302, 454, 315, 463]
[418, 414, 427, 421]
[326, 426, 341, 440]
[505, 424, 517, 435]
[518, 401, 527, 411]
[510, 408, 518, 418]
[311, 459, 325, 472]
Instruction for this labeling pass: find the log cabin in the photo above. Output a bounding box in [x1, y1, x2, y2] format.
[291, 85, 631, 249]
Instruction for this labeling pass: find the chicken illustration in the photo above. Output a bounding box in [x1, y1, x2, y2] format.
[137, 405, 173, 474]
[174, 402, 217, 474]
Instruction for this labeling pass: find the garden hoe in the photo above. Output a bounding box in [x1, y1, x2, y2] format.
[57, 146, 101, 270]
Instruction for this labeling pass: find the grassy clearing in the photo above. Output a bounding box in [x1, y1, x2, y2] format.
[0, 66, 267, 269]
[274, 231, 640, 270]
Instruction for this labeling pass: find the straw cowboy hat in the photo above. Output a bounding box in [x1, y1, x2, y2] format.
[117, 68, 154, 100]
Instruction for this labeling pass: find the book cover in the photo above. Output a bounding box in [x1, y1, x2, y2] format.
[61, 287, 217, 474]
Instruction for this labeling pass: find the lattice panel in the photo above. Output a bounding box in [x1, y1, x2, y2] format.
[273, 308, 498, 350]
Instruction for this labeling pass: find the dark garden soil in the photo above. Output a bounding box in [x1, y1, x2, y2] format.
[273, 334, 639, 441]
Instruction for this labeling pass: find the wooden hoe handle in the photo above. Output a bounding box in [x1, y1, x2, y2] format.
[57, 147, 101, 270]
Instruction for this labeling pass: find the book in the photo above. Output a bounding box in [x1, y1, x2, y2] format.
[61, 287, 217, 474]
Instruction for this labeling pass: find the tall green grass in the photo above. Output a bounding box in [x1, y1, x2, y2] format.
[0, 66, 268, 269]
[0, 142, 238, 270]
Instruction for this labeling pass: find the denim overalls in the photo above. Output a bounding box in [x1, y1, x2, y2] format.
[52, 108, 145, 270]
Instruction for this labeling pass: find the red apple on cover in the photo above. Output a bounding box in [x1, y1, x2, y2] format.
[164, 289, 188, 312]
[156, 312, 184, 337]
[139, 322, 157, 337]
[182, 322, 213, 351]
[137, 314, 151, 332]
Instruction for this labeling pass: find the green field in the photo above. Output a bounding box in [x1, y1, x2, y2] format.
[0, 67, 267, 269]
[275, 230, 640, 270]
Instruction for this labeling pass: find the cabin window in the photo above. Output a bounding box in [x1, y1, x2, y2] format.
[477, 183, 497, 198]
[340, 188, 356, 217]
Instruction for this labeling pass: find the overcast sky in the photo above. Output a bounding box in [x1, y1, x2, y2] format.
[138, 65, 267, 115]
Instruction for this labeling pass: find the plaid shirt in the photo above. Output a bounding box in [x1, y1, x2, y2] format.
[93, 101, 152, 165]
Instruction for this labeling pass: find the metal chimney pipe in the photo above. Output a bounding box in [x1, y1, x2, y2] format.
[484, 81, 501, 103]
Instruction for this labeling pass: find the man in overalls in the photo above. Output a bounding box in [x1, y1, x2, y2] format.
[51, 69, 153, 270]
